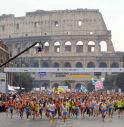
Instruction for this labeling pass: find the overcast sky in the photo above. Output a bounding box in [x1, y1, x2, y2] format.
[0, 0, 124, 51]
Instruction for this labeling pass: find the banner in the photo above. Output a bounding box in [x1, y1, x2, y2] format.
[4, 67, 124, 73]
[95, 81, 104, 91]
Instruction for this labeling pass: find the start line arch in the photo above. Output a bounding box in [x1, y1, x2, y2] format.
[4, 67, 124, 73]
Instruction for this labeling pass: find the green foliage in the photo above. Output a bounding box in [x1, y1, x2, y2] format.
[87, 82, 95, 92]
[12, 73, 34, 90]
[104, 73, 124, 91]
[116, 73, 124, 90]
[104, 74, 116, 90]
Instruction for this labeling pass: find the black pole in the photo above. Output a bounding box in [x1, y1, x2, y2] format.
[0, 42, 42, 68]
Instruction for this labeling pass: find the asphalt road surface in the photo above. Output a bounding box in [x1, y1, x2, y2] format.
[0, 113, 124, 127]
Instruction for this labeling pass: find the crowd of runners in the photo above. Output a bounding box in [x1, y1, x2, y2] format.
[0, 90, 124, 122]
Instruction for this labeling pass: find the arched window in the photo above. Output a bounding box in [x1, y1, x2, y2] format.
[111, 62, 119, 68]
[44, 42, 49, 46]
[75, 83, 82, 90]
[76, 41, 83, 53]
[88, 41, 95, 52]
[62, 82, 71, 89]
[99, 62, 107, 68]
[53, 62, 60, 68]
[65, 41, 71, 52]
[31, 61, 39, 67]
[76, 62, 83, 68]
[44, 42, 49, 53]
[54, 42, 60, 53]
[42, 61, 49, 67]
[64, 62, 71, 68]
[99, 41, 107, 52]
[42, 82, 49, 88]
[87, 62, 95, 68]
[78, 21, 82, 27]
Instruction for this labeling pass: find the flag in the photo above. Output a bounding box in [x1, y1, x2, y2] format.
[92, 80, 97, 85]
[95, 81, 104, 91]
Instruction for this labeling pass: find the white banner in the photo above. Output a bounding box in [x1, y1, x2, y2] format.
[95, 81, 104, 91]
[0, 73, 6, 93]
[4, 67, 124, 73]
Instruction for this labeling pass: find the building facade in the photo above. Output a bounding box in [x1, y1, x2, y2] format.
[0, 40, 9, 68]
[0, 9, 123, 88]
[0, 39, 12, 85]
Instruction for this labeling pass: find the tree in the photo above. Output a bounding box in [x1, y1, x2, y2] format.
[116, 73, 124, 91]
[104, 74, 117, 90]
[12, 73, 34, 90]
[104, 73, 124, 91]
[87, 82, 95, 92]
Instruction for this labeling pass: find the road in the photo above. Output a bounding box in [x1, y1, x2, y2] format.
[0, 113, 123, 127]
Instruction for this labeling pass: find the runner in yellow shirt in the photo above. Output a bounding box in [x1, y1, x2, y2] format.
[117, 98, 123, 118]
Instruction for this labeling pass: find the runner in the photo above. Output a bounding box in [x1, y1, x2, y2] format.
[100, 100, 107, 122]
[49, 101, 56, 121]
[117, 98, 123, 118]
[34, 101, 40, 120]
[25, 102, 31, 119]
[62, 103, 68, 122]
[18, 101, 24, 119]
[9, 100, 14, 119]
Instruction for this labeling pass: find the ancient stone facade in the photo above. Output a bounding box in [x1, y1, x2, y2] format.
[0, 39, 12, 85]
[0, 40, 9, 67]
[0, 9, 123, 88]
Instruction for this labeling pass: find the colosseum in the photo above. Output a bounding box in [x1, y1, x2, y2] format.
[0, 9, 123, 89]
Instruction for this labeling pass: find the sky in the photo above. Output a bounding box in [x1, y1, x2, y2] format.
[0, 0, 124, 51]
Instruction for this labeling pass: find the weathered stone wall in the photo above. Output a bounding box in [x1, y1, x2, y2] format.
[0, 9, 122, 87]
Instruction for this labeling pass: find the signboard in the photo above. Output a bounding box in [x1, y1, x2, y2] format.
[0, 73, 6, 93]
[58, 86, 68, 90]
[66, 74, 92, 79]
[95, 81, 104, 91]
[4, 67, 124, 73]
[39, 72, 46, 76]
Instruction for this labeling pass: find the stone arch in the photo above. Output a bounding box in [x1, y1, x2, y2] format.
[65, 41, 72, 52]
[111, 62, 119, 68]
[76, 62, 83, 68]
[62, 82, 71, 89]
[99, 62, 107, 68]
[43, 42, 49, 53]
[31, 60, 39, 67]
[76, 41, 83, 53]
[54, 41, 60, 53]
[75, 83, 87, 92]
[42, 82, 49, 89]
[99, 41, 107, 52]
[52, 83, 59, 88]
[75, 83, 82, 89]
[53, 62, 60, 68]
[87, 62, 95, 68]
[88, 41, 95, 52]
[44, 42, 49, 47]
[42, 61, 49, 67]
[64, 62, 71, 68]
